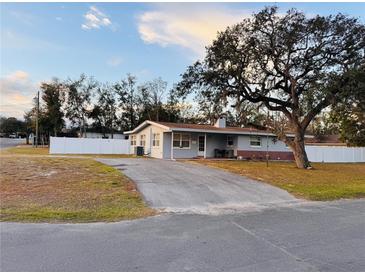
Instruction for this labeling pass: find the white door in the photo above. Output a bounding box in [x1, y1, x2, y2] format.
[198, 135, 205, 157]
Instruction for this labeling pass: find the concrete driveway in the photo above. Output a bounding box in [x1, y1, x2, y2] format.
[97, 158, 299, 213]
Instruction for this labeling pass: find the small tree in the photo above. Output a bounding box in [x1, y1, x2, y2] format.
[113, 74, 138, 131]
[137, 77, 167, 122]
[23, 97, 48, 144]
[163, 89, 184, 123]
[64, 74, 97, 137]
[89, 83, 118, 138]
[176, 7, 365, 168]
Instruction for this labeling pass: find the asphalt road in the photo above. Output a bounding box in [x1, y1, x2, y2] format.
[0, 138, 25, 150]
[98, 158, 299, 214]
[1, 199, 364, 271]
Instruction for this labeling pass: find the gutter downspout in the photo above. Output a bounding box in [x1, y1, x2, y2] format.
[170, 131, 174, 160]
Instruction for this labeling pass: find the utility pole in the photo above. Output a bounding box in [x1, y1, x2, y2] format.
[35, 90, 39, 148]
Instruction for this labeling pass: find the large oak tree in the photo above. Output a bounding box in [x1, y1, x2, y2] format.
[175, 6, 365, 168]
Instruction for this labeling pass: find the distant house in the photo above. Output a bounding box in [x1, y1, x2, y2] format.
[305, 134, 346, 147]
[81, 132, 126, 139]
[124, 118, 312, 160]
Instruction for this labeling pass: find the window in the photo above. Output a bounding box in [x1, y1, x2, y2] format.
[250, 136, 261, 147]
[173, 133, 190, 148]
[227, 136, 234, 147]
[173, 134, 180, 148]
[140, 135, 146, 147]
[130, 135, 136, 146]
[152, 133, 160, 147]
[181, 134, 190, 148]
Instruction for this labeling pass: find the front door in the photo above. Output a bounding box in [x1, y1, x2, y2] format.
[198, 135, 205, 157]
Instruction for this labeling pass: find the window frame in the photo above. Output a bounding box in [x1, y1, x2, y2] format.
[250, 136, 262, 147]
[140, 134, 146, 147]
[173, 133, 191, 149]
[130, 135, 137, 146]
[152, 133, 160, 147]
[227, 135, 234, 147]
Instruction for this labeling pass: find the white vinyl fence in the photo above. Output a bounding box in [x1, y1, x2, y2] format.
[305, 145, 365, 163]
[50, 137, 131, 155]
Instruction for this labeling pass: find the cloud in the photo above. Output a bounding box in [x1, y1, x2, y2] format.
[0, 71, 39, 119]
[81, 6, 113, 30]
[106, 56, 122, 67]
[137, 4, 251, 58]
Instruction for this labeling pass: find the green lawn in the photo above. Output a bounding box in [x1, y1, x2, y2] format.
[190, 160, 365, 201]
[0, 149, 154, 222]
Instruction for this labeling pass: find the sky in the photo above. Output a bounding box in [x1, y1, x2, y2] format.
[1, 2, 365, 119]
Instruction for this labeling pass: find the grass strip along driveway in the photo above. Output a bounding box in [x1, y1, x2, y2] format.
[2, 145, 137, 158]
[0, 147, 154, 222]
[190, 160, 365, 201]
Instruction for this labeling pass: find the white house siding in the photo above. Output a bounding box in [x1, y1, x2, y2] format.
[150, 126, 165, 158]
[130, 124, 165, 158]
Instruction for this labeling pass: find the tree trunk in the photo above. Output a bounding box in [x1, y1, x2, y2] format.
[111, 117, 114, 139]
[292, 132, 311, 169]
[82, 118, 86, 138]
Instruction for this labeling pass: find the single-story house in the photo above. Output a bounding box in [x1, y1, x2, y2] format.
[124, 118, 312, 160]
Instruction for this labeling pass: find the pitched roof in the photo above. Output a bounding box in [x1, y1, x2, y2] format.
[156, 121, 271, 134]
[124, 120, 315, 138]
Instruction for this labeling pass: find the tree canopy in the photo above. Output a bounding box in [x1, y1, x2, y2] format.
[175, 6, 365, 168]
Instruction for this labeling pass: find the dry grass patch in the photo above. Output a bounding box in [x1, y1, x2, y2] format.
[0, 156, 154, 222]
[189, 160, 365, 201]
[1, 145, 137, 158]
[2, 146, 49, 155]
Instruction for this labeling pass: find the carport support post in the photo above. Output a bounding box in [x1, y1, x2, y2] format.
[204, 133, 207, 159]
[170, 131, 174, 160]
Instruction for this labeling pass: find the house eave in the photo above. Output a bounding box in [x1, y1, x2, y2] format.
[123, 120, 170, 135]
[169, 127, 314, 138]
[124, 121, 314, 139]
